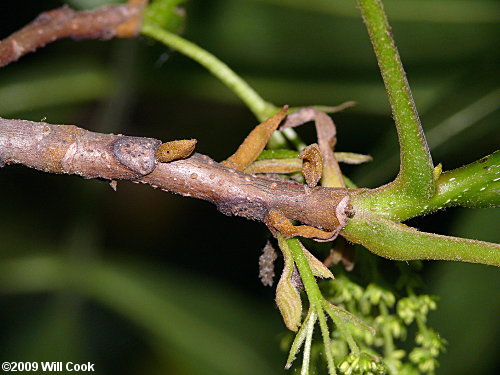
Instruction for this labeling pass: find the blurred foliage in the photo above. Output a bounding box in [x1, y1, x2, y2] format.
[0, 0, 498, 374]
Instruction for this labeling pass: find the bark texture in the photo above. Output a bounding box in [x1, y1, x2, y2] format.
[0, 117, 352, 234]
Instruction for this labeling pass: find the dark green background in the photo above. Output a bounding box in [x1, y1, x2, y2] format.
[1, 1, 498, 374]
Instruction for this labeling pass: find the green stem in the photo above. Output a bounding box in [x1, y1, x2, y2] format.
[354, 0, 435, 207]
[351, 151, 500, 220]
[284, 237, 337, 374]
[427, 151, 500, 211]
[342, 213, 500, 266]
[379, 302, 395, 356]
[325, 305, 360, 355]
[301, 309, 316, 375]
[141, 21, 277, 121]
[316, 308, 336, 375]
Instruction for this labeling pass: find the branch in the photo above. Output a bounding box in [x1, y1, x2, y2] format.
[349, 151, 500, 221]
[353, 0, 435, 213]
[342, 212, 500, 266]
[0, 117, 350, 234]
[0, 1, 147, 68]
[429, 151, 500, 210]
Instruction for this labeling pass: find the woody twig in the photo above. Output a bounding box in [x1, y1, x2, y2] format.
[0, 0, 147, 68]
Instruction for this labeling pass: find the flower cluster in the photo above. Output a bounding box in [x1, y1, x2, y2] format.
[321, 260, 445, 374]
[338, 353, 386, 375]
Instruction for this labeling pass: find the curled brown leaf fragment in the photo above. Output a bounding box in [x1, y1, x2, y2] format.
[314, 111, 344, 187]
[279, 108, 345, 188]
[221, 106, 288, 171]
[280, 107, 317, 130]
[155, 139, 197, 163]
[265, 209, 341, 242]
[299, 143, 323, 188]
[280, 102, 356, 130]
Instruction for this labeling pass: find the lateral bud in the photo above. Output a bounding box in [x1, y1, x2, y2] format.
[155, 139, 197, 163]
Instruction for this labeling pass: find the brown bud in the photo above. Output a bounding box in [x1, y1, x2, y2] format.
[155, 139, 197, 163]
